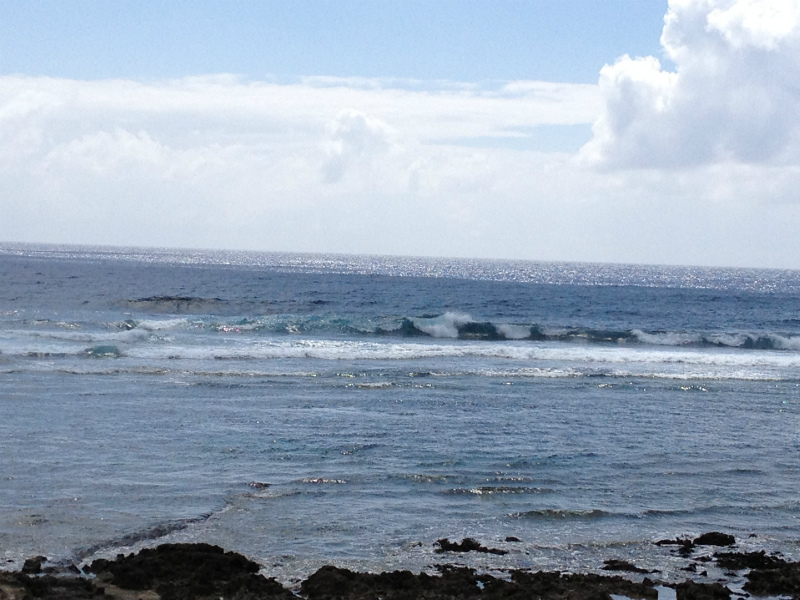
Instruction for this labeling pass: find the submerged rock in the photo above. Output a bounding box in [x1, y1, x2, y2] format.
[84, 345, 122, 358]
[434, 538, 507, 555]
[602, 559, 650, 573]
[655, 537, 696, 556]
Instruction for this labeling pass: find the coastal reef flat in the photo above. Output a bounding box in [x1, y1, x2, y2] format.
[3, 534, 800, 600]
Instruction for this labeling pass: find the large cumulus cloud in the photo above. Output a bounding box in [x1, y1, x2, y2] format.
[582, 0, 800, 168]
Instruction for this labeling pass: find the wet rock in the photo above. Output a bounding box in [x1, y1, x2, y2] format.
[302, 564, 658, 600]
[675, 581, 731, 600]
[505, 536, 522, 542]
[511, 570, 658, 600]
[435, 538, 507, 555]
[714, 550, 787, 571]
[87, 543, 293, 600]
[602, 559, 650, 574]
[693, 533, 735, 547]
[743, 560, 800, 597]
[302, 565, 441, 600]
[21, 556, 47, 574]
[655, 538, 695, 556]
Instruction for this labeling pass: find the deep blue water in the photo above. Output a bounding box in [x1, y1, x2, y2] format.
[1, 243, 799, 584]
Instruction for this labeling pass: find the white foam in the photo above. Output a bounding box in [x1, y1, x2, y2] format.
[478, 367, 583, 378]
[136, 318, 191, 331]
[9, 327, 151, 344]
[768, 334, 800, 350]
[122, 336, 800, 369]
[410, 312, 473, 338]
[705, 332, 750, 347]
[496, 323, 532, 340]
[632, 330, 700, 346]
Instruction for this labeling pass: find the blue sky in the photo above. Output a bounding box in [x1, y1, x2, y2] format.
[3, 1, 800, 269]
[1, 2, 666, 82]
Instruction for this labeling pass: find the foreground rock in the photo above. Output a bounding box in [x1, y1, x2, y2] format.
[674, 580, 730, 600]
[6, 534, 799, 600]
[0, 571, 98, 600]
[713, 550, 800, 598]
[0, 544, 293, 600]
[301, 564, 658, 600]
[87, 543, 293, 600]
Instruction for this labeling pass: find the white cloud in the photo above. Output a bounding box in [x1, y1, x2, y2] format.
[582, 0, 800, 169]
[322, 109, 395, 183]
[4, 38, 800, 269]
[706, 0, 800, 50]
[0, 74, 607, 257]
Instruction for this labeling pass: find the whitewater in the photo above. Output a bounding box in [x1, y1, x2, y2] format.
[1, 243, 799, 584]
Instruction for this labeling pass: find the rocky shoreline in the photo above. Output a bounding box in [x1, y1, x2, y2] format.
[2, 533, 799, 600]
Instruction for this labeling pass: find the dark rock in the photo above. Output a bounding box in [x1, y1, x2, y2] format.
[656, 538, 695, 555]
[505, 536, 522, 542]
[21, 555, 47, 574]
[602, 559, 650, 573]
[743, 560, 800, 597]
[675, 581, 731, 600]
[435, 538, 508, 555]
[302, 565, 480, 600]
[511, 570, 658, 600]
[87, 542, 293, 600]
[248, 481, 270, 489]
[2, 572, 99, 600]
[655, 538, 688, 546]
[714, 550, 787, 571]
[693, 533, 735, 547]
[302, 564, 658, 600]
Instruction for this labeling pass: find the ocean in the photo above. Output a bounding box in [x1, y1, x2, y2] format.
[1, 243, 799, 586]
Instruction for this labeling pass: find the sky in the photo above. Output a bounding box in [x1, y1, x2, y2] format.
[2, 0, 800, 269]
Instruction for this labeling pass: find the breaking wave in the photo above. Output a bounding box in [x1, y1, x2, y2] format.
[100, 310, 800, 352]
